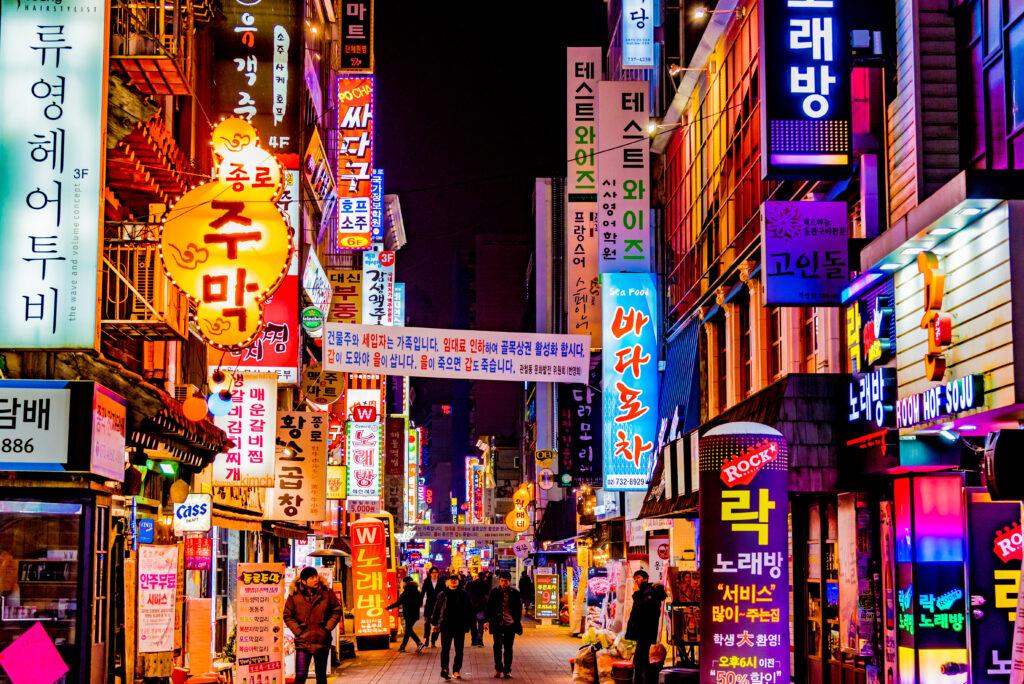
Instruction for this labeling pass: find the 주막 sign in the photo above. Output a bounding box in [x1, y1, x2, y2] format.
[412, 523, 515, 543]
[324, 324, 590, 383]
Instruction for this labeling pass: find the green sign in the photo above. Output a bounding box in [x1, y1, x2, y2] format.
[534, 572, 559, 620]
[301, 306, 324, 332]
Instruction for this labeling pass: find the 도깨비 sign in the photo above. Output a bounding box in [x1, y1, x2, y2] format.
[761, 200, 849, 305]
[324, 324, 591, 383]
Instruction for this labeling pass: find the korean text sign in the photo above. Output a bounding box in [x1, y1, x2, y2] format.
[0, 0, 107, 349]
[760, 200, 848, 305]
[699, 423, 789, 684]
[212, 0, 300, 154]
[621, 0, 655, 67]
[324, 323, 591, 383]
[138, 545, 178, 653]
[266, 412, 327, 522]
[361, 249, 395, 325]
[558, 359, 602, 487]
[759, 0, 850, 178]
[351, 518, 389, 636]
[328, 269, 363, 324]
[566, 47, 602, 346]
[219, 274, 300, 384]
[602, 273, 658, 491]
[337, 76, 375, 250]
[535, 573, 560, 619]
[212, 372, 279, 486]
[347, 421, 382, 501]
[235, 563, 286, 682]
[597, 81, 650, 272]
[340, 0, 374, 71]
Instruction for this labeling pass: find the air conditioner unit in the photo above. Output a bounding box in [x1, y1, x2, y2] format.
[172, 384, 200, 404]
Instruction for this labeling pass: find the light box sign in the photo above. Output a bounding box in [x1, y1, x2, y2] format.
[303, 128, 338, 221]
[761, 200, 849, 305]
[361, 249, 395, 325]
[351, 518, 389, 636]
[602, 273, 658, 491]
[302, 249, 332, 316]
[371, 169, 385, 244]
[337, 76, 375, 250]
[324, 323, 590, 383]
[393, 282, 406, 326]
[0, 0, 108, 349]
[847, 278, 896, 374]
[211, 0, 301, 154]
[566, 47, 602, 347]
[327, 465, 347, 500]
[235, 563, 286, 681]
[212, 372, 278, 487]
[173, 494, 212, 534]
[759, 0, 851, 178]
[848, 367, 896, 430]
[621, 0, 655, 67]
[895, 374, 986, 429]
[327, 269, 363, 324]
[347, 421, 382, 501]
[218, 274, 300, 384]
[265, 412, 327, 523]
[160, 118, 293, 350]
[558, 358, 603, 487]
[699, 423, 790, 684]
[340, 0, 374, 71]
[597, 82, 651, 273]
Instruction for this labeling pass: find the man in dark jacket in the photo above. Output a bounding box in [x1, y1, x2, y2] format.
[283, 567, 344, 684]
[624, 569, 668, 684]
[431, 573, 474, 680]
[421, 566, 443, 647]
[486, 570, 523, 679]
[518, 572, 534, 614]
[387, 575, 424, 652]
[466, 571, 491, 646]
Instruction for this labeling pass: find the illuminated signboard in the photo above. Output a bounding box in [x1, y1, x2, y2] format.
[346, 421, 382, 501]
[393, 282, 406, 326]
[265, 412, 327, 522]
[337, 76, 374, 250]
[700, 423, 790, 684]
[340, 0, 374, 72]
[326, 465, 347, 500]
[558, 359, 603, 487]
[161, 118, 293, 350]
[327, 269, 363, 324]
[760, 200, 849, 305]
[602, 273, 658, 491]
[621, 0, 655, 68]
[302, 249, 332, 316]
[406, 429, 419, 525]
[349, 519, 388, 636]
[303, 128, 338, 220]
[848, 367, 896, 430]
[917, 251, 953, 381]
[219, 274, 300, 384]
[895, 374, 985, 429]
[361, 249, 395, 325]
[371, 169, 385, 244]
[0, 0, 107, 349]
[863, 295, 895, 367]
[212, 372, 278, 487]
[759, 0, 851, 178]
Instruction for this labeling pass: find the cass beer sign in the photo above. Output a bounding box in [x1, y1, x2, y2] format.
[160, 117, 293, 350]
[173, 494, 212, 534]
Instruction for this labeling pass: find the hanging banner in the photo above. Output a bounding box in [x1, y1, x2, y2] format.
[337, 76, 375, 250]
[602, 273, 658, 491]
[566, 47, 602, 347]
[211, 0, 301, 154]
[327, 269, 363, 324]
[699, 423, 789, 684]
[212, 372, 279, 487]
[325, 324, 590, 383]
[621, 0, 655, 67]
[649, 535, 670, 584]
[383, 417, 406, 524]
[184, 537, 213, 571]
[596, 81, 650, 273]
[265, 412, 328, 522]
[761, 201, 849, 306]
[235, 563, 286, 683]
[138, 545, 178, 653]
[219, 274, 300, 384]
[361, 249, 395, 324]
[0, 0, 108, 349]
[412, 524, 515, 543]
[346, 421, 382, 501]
[351, 518, 389, 636]
[558, 358, 602, 487]
[339, 0, 374, 71]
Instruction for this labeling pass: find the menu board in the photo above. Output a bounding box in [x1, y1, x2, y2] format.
[235, 563, 286, 683]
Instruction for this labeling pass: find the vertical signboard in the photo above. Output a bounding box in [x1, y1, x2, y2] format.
[340, 0, 374, 71]
[337, 76, 375, 250]
[212, 0, 301, 154]
[347, 421, 382, 501]
[602, 273, 658, 491]
[761, 201, 849, 305]
[351, 518, 389, 636]
[699, 423, 789, 684]
[535, 572, 560, 620]
[393, 282, 406, 326]
[213, 372, 278, 487]
[266, 412, 327, 522]
[91, 384, 128, 481]
[566, 47, 602, 346]
[597, 82, 650, 273]
[361, 249, 395, 325]
[303, 128, 339, 223]
[759, 0, 850, 178]
[220, 274, 300, 384]
[0, 0, 107, 349]
[371, 169, 385, 244]
[621, 0, 655, 67]
[383, 416, 405, 524]
[328, 269, 363, 324]
[557, 359, 602, 487]
[235, 563, 286, 683]
[138, 545, 178, 653]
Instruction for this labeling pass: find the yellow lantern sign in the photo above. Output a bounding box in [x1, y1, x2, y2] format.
[160, 117, 293, 350]
[505, 484, 532, 533]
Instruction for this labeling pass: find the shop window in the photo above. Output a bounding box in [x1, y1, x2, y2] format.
[987, 60, 1009, 167]
[801, 307, 818, 372]
[1010, 21, 1024, 129]
[738, 293, 752, 398]
[768, 307, 783, 381]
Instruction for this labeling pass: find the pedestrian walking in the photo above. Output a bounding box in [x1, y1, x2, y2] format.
[486, 570, 523, 679]
[466, 570, 490, 646]
[624, 569, 667, 684]
[422, 566, 444, 647]
[518, 572, 533, 615]
[387, 575, 425, 652]
[283, 567, 344, 684]
[431, 573, 474, 680]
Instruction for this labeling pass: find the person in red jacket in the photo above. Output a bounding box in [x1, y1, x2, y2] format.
[283, 568, 343, 684]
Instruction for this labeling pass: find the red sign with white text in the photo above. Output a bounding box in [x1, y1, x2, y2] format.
[720, 439, 781, 488]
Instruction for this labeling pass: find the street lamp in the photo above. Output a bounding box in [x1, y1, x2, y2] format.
[693, 6, 745, 20]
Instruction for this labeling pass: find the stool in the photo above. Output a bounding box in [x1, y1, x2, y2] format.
[611, 660, 635, 683]
[570, 656, 576, 675]
[659, 667, 700, 683]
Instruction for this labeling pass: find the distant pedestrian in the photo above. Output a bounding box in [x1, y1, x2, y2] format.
[283, 567, 344, 684]
[518, 572, 534, 614]
[624, 569, 667, 684]
[486, 570, 523, 679]
[467, 570, 491, 646]
[422, 566, 444, 647]
[388, 576, 425, 652]
[431, 573, 474, 680]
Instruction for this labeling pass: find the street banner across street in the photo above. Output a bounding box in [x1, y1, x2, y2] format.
[324, 323, 590, 383]
[412, 523, 516, 543]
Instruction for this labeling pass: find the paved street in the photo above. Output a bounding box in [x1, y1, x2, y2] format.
[332, 621, 580, 683]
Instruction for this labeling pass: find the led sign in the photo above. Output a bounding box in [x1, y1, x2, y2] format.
[848, 367, 896, 430]
[917, 251, 953, 381]
[895, 374, 985, 429]
[863, 296, 894, 366]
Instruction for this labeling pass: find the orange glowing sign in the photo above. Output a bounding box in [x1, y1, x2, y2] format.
[350, 517, 389, 636]
[160, 117, 293, 350]
[917, 251, 952, 381]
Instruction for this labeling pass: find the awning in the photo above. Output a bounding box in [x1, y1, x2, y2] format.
[535, 498, 577, 543]
[640, 438, 699, 519]
[212, 510, 263, 532]
[659, 317, 701, 444]
[265, 522, 313, 540]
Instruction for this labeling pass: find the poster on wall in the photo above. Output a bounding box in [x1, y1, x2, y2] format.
[0, 0, 107, 350]
[760, 201, 849, 305]
[212, 372, 279, 487]
[235, 563, 286, 683]
[535, 572, 560, 620]
[265, 412, 328, 522]
[138, 545, 178, 653]
[699, 423, 789, 684]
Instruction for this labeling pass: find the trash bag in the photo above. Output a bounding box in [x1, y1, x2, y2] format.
[573, 645, 598, 684]
[596, 649, 619, 684]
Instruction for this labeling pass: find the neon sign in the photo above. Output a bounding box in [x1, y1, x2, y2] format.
[848, 367, 896, 430]
[917, 251, 953, 381]
[895, 374, 985, 429]
[863, 296, 894, 366]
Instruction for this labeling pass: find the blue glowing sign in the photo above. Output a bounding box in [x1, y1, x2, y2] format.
[371, 169, 385, 243]
[759, 0, 851, 178]
[138, 518, 155, 545]
[621, 0, 655, 68]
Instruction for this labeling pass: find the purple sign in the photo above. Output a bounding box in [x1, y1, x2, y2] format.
[557, 359, 602, 487]
[699, 422, 789, 684]
[760, 200, 849, 305]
